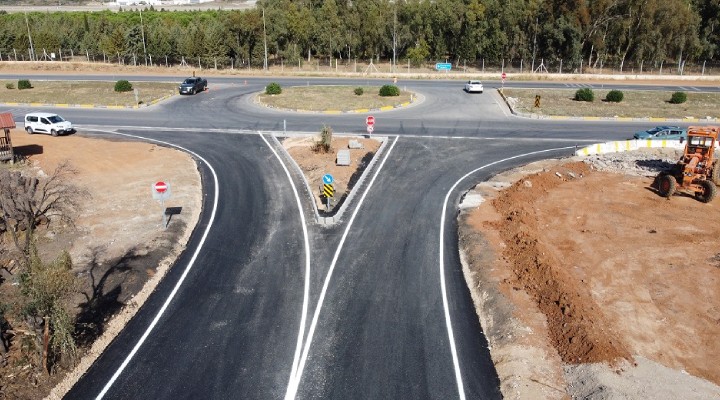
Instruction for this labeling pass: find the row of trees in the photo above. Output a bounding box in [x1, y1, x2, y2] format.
[0, 0, 718, 70]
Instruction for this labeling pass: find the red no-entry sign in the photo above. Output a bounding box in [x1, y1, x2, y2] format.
[366, 115, 375, 126]
[154, 181, 168, 194]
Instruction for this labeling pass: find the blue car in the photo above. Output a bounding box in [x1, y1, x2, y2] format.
[633, 126, 687, 141]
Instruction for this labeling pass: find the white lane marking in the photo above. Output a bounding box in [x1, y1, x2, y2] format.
[257, 134, 312, 384]
[93, 129, 220, 399]
[438, 145, 576, 399]
[284, 136, 400, 400]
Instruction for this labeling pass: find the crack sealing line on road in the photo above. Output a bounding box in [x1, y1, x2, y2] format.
[86, 129, 221, 400]
[284, 136, 400, 400]
[258, 133, 312, 388]
[438, 144, 577, 400]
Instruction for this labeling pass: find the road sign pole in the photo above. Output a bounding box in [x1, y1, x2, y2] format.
[161, 197, 167, 229]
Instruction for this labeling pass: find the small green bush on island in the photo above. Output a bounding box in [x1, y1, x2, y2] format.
[114, 80, 133, 92]
[574, 88, 594, 102]
[266, 82, 282, 95]
[379, 84, 400, 97]
[605, 90, 623, 103]
[670, 91, 687, 104]
[354, 87, 364, 96]
[18, 79, 32, 90]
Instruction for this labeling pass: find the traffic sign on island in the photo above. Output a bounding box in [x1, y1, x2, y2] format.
[154, 181, 168, 193]
[152, 181, 171, 201]
[366, 115, 375, 126]
[367, 125, 374, 134]
[322, 174, 334, 185]
[501, 72, 507, 80]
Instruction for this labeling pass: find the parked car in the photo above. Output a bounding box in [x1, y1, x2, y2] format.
[178, 77, 207, 95]
[464, 80, 484, 93]
[24, 112, 74, 136]
[633, 126, 686, 141]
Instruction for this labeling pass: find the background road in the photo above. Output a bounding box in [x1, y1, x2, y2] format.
[0, 76, 689, 398]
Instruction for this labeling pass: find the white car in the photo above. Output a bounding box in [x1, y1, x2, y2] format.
[24, 112, 74, 136]
[464, 80, 484, 93]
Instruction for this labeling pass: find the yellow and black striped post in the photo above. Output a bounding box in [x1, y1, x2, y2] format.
[323, 183, 334, 198]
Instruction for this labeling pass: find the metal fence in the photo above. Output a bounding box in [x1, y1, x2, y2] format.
[2, 48, 720, 77]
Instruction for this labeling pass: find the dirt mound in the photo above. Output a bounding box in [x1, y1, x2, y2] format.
[460, 154, 720, 399]
[490, 162, 632, 365]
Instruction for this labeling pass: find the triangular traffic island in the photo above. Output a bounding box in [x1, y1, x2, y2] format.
[280, 134, 385, 224]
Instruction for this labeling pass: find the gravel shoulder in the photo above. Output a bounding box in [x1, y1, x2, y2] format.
[459, 148, 720, 399]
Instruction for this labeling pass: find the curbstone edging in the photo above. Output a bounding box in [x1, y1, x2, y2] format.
[574, 138, 720, 156]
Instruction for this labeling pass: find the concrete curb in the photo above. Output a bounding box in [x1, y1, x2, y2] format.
[574, 138, 720, 156]
[271, 132, 389, 226]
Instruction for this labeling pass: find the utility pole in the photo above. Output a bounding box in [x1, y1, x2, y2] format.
[262, 7, 268, 71]
[24, 12, 35, 61]
[140, 8, 148, 66]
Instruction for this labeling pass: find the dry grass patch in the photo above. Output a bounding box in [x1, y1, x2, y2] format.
[0, 80, 177, 106]
[503, 88, 720, 119]
[257, 85, 413, 111]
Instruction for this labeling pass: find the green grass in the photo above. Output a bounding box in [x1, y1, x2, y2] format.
[257, 85, 413, 111]
[502, 88, 720, 119]
[0, 80, 177, 106]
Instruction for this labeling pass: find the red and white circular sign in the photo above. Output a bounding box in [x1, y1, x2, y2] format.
[366, 115, 375, 126]
[154, 181, 168, 194]
[501, 72, 507, 80]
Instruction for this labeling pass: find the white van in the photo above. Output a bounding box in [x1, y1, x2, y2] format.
[24, 112, 74, 136]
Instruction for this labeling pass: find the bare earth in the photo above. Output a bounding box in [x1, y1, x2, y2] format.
[0, 129, 201, 399]
[459, 152, 720, 399]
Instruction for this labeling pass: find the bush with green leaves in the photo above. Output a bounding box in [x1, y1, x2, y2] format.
[5, 82, 14, 89]
[114, 80, 133, 92]
[379, 84, 400, 97]
[605, 90, 623, 103]
[574, 88, 594, 102]
[266, 82, 282, 95]
[670, 91, 687, 104]
[354, 87, 364, 96]
[18, 79, 32, 90]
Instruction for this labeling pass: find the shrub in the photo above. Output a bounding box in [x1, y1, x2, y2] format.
[266, 82, 282, 95]
[17, 79, 32, 90]
[114, 80, 133, 92]
[354, 87, 364, 96]
[5, 82, 14, 89]
[574, 88, 594, 102]
[670, 91, 687, 104]
[605, 90, 623, 103]
[312, 125, 333, 153]
[379, 84, 400, 97]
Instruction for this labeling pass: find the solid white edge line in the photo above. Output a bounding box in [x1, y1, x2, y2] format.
[438, 145, 575, 399]
[284, 136, 400, 400]
[257, 134, 312, 386]
[92, 130, 220, 400]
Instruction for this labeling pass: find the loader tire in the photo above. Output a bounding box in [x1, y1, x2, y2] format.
[696, 180, 717, 203]
[657, 173, 676, 198]
[712, 161, 720, 186]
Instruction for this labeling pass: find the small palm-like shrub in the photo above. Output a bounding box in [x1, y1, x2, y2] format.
[574, 88, 594, 102]
[605, 90, 623, 103]
[114, 80, 133, 92]
[266, 82, 282, 95]
[354, 87, 364, 96]
[670, 91, 687, 104]
[312, 125, 333, 153]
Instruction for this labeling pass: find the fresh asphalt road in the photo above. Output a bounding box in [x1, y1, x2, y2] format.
[0, 77, 672, 398]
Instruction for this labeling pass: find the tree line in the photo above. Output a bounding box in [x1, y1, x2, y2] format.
[0, 0, 718, 71]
